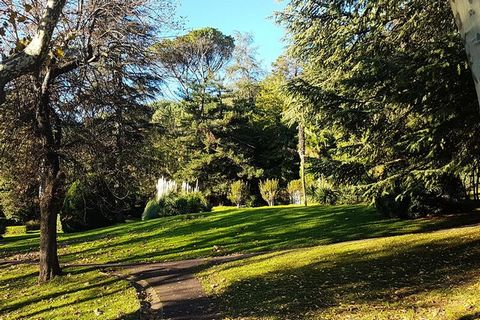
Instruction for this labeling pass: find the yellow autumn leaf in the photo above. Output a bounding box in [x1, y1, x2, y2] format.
[55, 48, 65, 58]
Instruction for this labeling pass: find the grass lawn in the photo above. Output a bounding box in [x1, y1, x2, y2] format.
[200, 225, 480, 319]
[2, 204, 480, 319]
[0, 264, 138, 320]
[2, 205, 480, 265]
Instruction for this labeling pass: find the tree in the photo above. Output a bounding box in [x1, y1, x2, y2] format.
[1, 0, 174, 282]
[277, 0, 479, 217]
[259, 179, 279, 206]
[155, 27, 235, 116]
[259, 56, 307, 206]
[287, 179, 303, 204]
[153, 29, 265, 203]
[228, 180, 249, 207]
[0, 0, 67, 103]
[449, 0, 480, 107]
[226, 32, 264, 101]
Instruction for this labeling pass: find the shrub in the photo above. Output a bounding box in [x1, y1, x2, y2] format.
[287, 180, 303, 204]
[5, 225, 26, 235]
[60, 175, 119, 233]
[142, 199, 161, 221]
[337, 185, 363, 205]
[313, 177, 338, 205]
[228, 181, 249, 207]
[259, 179, 279, 206]
[165, 192, 210, 216]
[142, 192, 211, 220]
[375, 173, 466, 219]
[25, 220, 41, 232]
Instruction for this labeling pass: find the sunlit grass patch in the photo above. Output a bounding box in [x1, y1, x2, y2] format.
[200, 226, 480, 320]
[3, 205, 480, 266]
[0, 264, 139, 320]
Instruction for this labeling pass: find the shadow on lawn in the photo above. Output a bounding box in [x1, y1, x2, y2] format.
[0, 265, 141, 320]
[208, 234, 480, 319]
[3, 205, 480, 266]
[88, 205, 480, 264]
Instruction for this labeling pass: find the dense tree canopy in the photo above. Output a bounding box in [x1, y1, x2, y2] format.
[277, 0, 480, 216]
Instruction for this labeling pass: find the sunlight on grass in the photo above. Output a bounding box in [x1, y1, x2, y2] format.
[0, 264, 139, 320]
[2, 205, 480, 319]
[2, 205, 480, 266]
[200, 226, 480, 320]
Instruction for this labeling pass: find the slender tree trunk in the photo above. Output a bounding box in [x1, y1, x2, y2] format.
[36, 73, 63, 283]
[298, 123, 307, 206]
[474, 167, 480, 200]
[450, 0, 480, 107]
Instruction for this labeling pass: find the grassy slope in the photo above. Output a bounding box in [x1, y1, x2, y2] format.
[201, 226, 480, 320]
[2, 204, 480, 319]
[0, 265, 138, 320]
[2, 205, 479, 265]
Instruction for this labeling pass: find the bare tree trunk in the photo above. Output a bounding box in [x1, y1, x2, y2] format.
[450, 0, 480, 107]
[36, 73, 63, 283]
[298, 123, 307, 206]
[38, 157, 62, 282]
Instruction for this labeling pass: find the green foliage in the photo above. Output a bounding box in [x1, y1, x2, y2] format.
[287, 179, 303, 204]
[25, 220, 40, 232]
[60, 175, 119, 233]
[142, 192, 211, 220]
[151, 27, 298, 205]
[168, 192, 211, 216]
[259, 179, 279, 206]
[142, 199, 161, 221]
[277, 0, 478, 215]
[5, 225, 26, 235]
[0, 176, 36, 223]
[375, 173, 466, 219]
[228, 181, 249, 207]
[313, 177, 338, 205]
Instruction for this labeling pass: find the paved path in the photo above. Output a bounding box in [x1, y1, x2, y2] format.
[1, 254, 253, 320]
[126, 257, 237, 320]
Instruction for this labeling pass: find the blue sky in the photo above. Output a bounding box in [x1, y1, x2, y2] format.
[176, 0, 287, 70]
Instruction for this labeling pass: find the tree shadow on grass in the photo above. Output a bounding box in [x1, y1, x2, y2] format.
[0, 265, 143, 320]
[209, 235, 480, 319]
[4, 205, 480, 268]
[459, 313, 480, 320]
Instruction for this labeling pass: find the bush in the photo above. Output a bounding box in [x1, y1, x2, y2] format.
[25, 220, 41, 232]
[337, 185, 363, 205]
[287, 180, 303, 204]
[142, 192, 211, 220]
[142, 199, 161, 221]
[60, 175, 119, 233]
[259, 179, 279, 206]
[166, 192, 211, 216]
[228, 181, 249, 207]
[312, 177, 338, 205]
[375, 173, 466, 219]
[6, 225, 26, 235]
